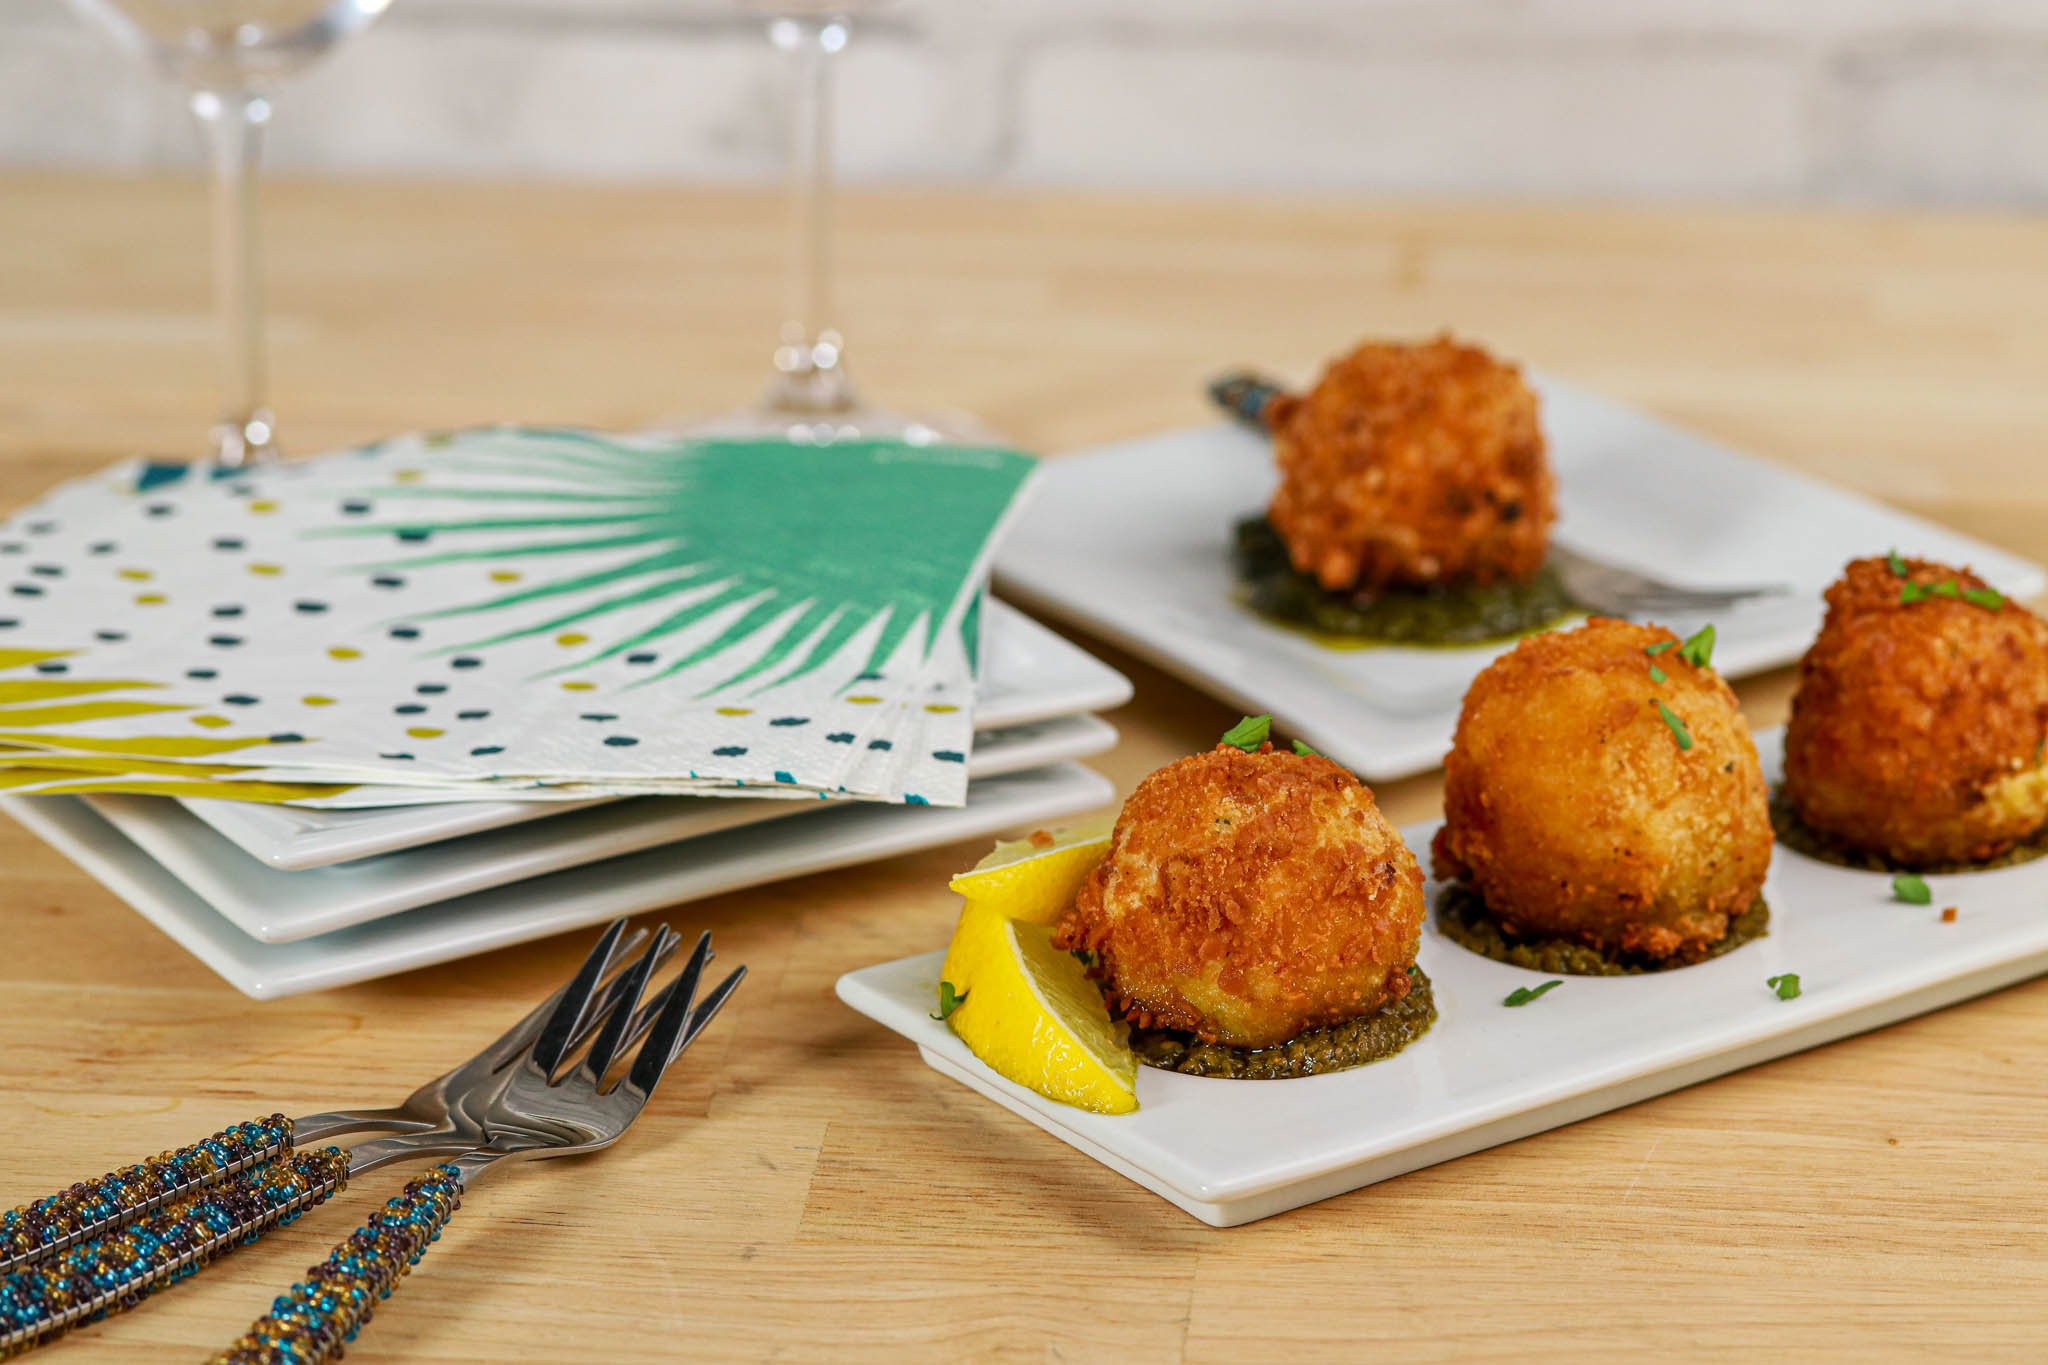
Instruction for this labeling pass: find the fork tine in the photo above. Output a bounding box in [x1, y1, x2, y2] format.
[675, 966, 746, 1060]
[532, 918, 628, 1076]
[1618, 591, 1761, 617]
[567, 927, 679, 1065]
[472, 926, 653, 1077]
[578, 927, 673, 1085]
[627, 931, 712, 1093]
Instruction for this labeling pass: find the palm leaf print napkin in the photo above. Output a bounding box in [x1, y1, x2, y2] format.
[0, 427, 1036, 807]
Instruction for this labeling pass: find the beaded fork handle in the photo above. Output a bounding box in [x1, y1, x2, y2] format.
[0, 1147, 350, 1359]
[1206, 370, 1288, 432]
[210, 1164, 465, 1365]
[0, 1115, 296, 1277]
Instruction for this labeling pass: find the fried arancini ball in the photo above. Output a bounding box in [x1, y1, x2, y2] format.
[1431, 617, 1772, 961]
[1266, 335, 1555, 594]
[1052, 742, 1423, 1051]
[1782, 556, 2048, 867]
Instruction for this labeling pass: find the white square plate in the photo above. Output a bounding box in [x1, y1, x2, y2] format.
[837, 728, 2048, 1226]
[9, 762, 1115, 999]
[179, 599, 1133, 869]
[87, 712, 1116, 943]
[996, 380, 2046, 780]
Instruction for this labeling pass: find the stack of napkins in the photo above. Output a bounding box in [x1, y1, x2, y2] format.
[0, 427, 1037, 809]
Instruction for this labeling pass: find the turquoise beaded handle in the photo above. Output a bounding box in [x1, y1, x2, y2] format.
[1207, 370, 1290, 432]
[209, 1165, 464, 1365]
[0, 1115, 296, 1277]
[0, 1147, 350, 1360]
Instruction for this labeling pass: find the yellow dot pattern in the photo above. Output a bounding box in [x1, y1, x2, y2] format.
[248, 500, 279, 515]
[117, 569, 152, 582]
[302, 695, 335, 707]
[134, 593, 166, 607]
[490, 571, 521, 583]
[327, 647, 361, 660]
[560, 681, 596, 692]
[406, 726, 444, 739]
[191, 715, 232, 729]
[248, 563, 284, 576]
[555, 632, 589, 647]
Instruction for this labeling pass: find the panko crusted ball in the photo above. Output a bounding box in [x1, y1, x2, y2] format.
[1431, 617, 1772, 961]
[1266, 335, 1556, 594]
[1783, 556, 2048, 867]
[1052, 742, 1423, 1051]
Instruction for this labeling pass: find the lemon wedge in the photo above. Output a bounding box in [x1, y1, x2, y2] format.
[947, 819, 1114, 925]
[938, 899, 1137, 1114]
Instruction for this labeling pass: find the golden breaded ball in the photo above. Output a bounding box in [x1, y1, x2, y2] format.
[1432, 617, 1771, 960]
[1782, 556, 2048, 867]
[1052, 742, 1423, 1051]
[1267, 334, 1556, 593]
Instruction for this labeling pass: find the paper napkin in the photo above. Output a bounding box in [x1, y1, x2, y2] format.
[0, 427, 1035, 806]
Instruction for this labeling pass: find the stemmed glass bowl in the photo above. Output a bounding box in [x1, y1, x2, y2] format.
[68, 0, 393, 464]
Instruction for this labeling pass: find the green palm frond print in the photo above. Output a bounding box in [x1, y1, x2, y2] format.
[311, 432, 1034, 695]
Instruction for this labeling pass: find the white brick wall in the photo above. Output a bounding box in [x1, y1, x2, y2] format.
[4, 0, 2048, 204]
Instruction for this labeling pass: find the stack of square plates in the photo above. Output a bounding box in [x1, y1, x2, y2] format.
[4, 601, 1129, 997]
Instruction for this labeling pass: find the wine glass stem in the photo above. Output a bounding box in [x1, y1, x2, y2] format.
[766, 14, 855, 416]
[191, 88, 277, 466]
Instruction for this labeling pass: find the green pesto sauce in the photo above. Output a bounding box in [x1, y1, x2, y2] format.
[1769, 786, 2048, 875]
[1232, 515, 1581, 648]
[1130, 967, 1436, 1080]
[1436, 883, 1770, 976]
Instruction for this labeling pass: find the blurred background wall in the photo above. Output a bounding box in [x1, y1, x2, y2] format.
[6, 0, 2047, 205]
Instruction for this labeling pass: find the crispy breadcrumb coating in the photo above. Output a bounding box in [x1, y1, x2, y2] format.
[1783, 556, 2048, 867]
[1432, 617, 1772, 961]
[1053, 743, 1423, 1050]
[1267, 334, 1555, 593]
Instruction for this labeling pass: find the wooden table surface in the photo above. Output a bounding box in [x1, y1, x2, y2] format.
[4, 174, 2047, 1362]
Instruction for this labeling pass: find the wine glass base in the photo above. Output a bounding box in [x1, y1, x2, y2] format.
[665, 400, 1004, 448]
[212, 410, 279, 467]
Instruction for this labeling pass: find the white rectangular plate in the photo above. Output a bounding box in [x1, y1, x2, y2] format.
[837, 728, 2048, 1226]
[87, 713, 1117, 943]
[10, 762, 1115, 999]
[996, 380, 2046, 780]
[179, 599, 1132, 869]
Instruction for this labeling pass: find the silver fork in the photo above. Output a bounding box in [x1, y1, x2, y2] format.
[204, 928, 743, 1365]
[1207, 369, 1791, 619]
[0, 921, 677, 1279]
[1543, 543, 1784, 619]
[0, 921, 722, 1358]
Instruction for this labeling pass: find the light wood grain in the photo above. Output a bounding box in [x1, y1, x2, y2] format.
[2, 175, 2047, 1363]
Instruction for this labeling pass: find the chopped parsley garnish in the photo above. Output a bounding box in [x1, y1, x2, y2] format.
[1504, 979, 1562, 1007]
[1292, 739, 1320, 757]
[1656, 700, 1693, 751]
[931, 980, 969, 1021]
[1887, 549, 1909, 577]
[1892, 872, 1932, 905]
[1767, 973, 1802, 1001]
[1645, 640, 1677, 656]
[1678, 623, 1716, 669]
[1647, 663, 1668, 685]
[1069, 947, 1098, 969]
[1221, 714, 1272, 752]
[1901, 578, 2005, 611]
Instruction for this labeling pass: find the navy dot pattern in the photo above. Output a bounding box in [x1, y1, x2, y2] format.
[0, 427, 987, 806]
